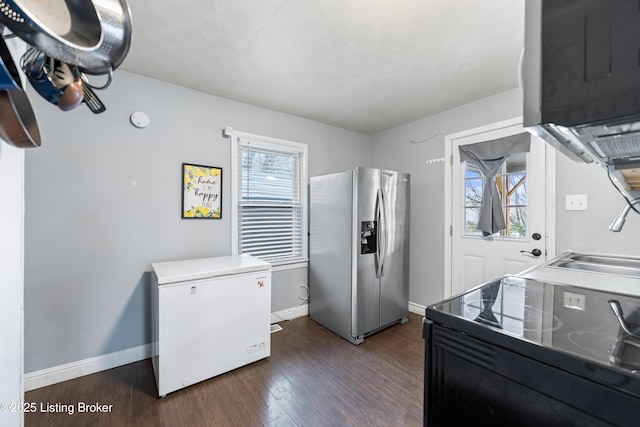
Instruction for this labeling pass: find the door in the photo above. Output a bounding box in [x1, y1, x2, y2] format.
[355, 167, 382, 337]
[449, 121, 547, 296]
[379, 170, 410, 326]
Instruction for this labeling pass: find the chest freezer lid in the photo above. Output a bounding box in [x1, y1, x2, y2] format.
[151, 254, 271, 285]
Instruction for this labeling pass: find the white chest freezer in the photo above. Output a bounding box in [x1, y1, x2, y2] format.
[150, 254, 271, 397]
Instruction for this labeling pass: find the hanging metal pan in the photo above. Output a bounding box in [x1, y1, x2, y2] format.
[0, 30, 21, 89]
[0, 0, 102, 55]
[0, 88, 41, 148]
[86, 0, 133, 75]
[0, 0, 132, 75]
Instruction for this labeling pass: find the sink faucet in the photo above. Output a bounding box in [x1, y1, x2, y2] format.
[609, 198, 640, 232]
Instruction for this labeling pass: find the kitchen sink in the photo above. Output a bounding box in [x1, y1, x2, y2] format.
[519, 251, 640, 296]
[548, 253, 640, 278]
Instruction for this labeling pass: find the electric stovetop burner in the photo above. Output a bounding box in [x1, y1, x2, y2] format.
[430, 275, 640, 377]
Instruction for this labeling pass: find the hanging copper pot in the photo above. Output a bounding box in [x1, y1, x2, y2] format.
[0, 88, 41, 148]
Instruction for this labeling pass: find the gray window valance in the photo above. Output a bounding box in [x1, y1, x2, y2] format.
[459, 133, 531, 237]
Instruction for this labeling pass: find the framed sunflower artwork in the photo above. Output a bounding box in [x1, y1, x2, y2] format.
[182, 163, 222, 219]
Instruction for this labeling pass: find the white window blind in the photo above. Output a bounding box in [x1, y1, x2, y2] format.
[232, 133, 307, 263]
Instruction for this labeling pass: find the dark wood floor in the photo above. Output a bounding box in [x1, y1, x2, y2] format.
[25, 313, 425, 427]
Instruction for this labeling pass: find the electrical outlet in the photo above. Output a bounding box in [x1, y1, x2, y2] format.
[563, 291, 586, 311]
[565, 194, 588, 211]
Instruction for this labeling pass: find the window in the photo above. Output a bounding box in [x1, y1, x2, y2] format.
[230, 131, 308, 266]
[463, 152, 528, 238]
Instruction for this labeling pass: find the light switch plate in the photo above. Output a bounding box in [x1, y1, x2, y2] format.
[565, 194, 588, 211]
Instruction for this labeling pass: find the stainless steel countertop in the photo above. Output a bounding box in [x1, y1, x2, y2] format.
[519, 250, 640, 297]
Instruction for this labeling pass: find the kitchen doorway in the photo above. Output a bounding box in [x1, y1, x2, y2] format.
[443, 117, 556, 298]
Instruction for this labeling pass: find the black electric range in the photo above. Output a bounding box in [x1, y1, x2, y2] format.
[423, 276, 640, 427]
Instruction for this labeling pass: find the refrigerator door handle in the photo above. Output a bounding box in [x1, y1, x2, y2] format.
[375, 189, 387, 278]
[375, 190, 382, 278]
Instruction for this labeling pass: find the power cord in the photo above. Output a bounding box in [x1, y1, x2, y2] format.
[607, 167, 640, 215]
[272, 284, 309, 322]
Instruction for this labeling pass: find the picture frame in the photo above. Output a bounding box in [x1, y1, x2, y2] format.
[182, 163, 222, 219]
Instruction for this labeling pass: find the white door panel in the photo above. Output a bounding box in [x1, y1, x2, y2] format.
[462, 254, 485, 290]
[450, 121, 547, 296]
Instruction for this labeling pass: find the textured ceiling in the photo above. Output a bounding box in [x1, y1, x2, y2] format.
[120, 0, 525, 135]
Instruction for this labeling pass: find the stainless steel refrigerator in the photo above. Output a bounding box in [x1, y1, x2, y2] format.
[309, 167, 410, 344]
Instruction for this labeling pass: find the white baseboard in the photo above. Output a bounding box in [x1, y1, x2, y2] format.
[271, 304, 308, 324]
[271, 302, 424, 323]
[408, 301, 426, 316]
[25, 301, 421, 391]
[25, 303, 309, 391]
[24, 344, 152, 392]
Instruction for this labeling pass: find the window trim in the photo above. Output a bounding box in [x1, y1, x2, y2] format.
[230, 130, 308, 267]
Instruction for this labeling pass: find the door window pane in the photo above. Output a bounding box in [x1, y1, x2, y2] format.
[507, 173, 527, 205]
[464, 207, 482, 236]
[465, 163, 483, 179]
[506, 206, 527, 238]
[465, 178, 483, 207]
[463, 152, 528, 239]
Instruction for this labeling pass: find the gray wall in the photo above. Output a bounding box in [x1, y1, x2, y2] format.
[24, 71, 370, 373]
[369, 89, 523, 307]
[24, 72, 640, 376]
[555, 154, 640, 255]
[370, 87, 640, 308]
